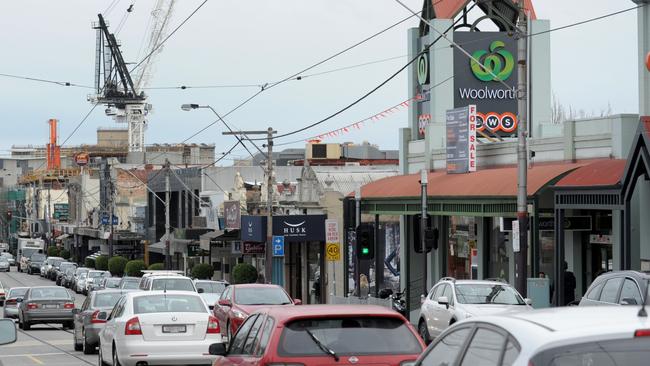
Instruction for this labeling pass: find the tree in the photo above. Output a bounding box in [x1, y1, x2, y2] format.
[85, 257, 95, 269]
[148, 263, 165, 270]
[108, 256, 128, 276]
[232, 263, 258, 284]
[191, 263, 214, 280]
[125, 260, 147, 277]
[95, 255, 109, 271]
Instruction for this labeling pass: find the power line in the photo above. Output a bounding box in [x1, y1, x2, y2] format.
[0, 73, 93, 89]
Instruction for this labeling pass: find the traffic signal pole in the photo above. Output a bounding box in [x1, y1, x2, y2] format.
[420, 169, 428, 296]
[355, 187, 361, 297]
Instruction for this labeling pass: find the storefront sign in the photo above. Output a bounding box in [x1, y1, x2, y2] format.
[538, 216, 592, 231]
[242, 242, 265, 255]
[272, 215, 326, 243]
[446, 105, 477, 173]
[590, 234, 612, 245]
[241, 216, 266, 242]
[53, 203, 69, 221]
[454, 32, 518, 137]
[224, 201, 240, 230]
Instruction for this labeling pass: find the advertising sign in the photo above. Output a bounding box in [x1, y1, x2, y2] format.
[223, 201, 240, 230]
[446, 105, 477, 173]
[242, 242, 265, 255]
[415, 38, 431, 139]
[53, 203, 69, 221]
[74, 152, 90, 166]
[272, 215, 326, 243]
[241, 216, 266, 242]
[454, 32, 518, 137]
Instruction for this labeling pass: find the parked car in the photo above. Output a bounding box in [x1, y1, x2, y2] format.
[213, 284, 298, 341]
[98, 290, 223, 366]
[0, 280, 5, 306]
[414, 305, 650, 366]
[17, 286, 75, 330]
[418, 278, 532, 343]
[62, 266, 77, 288]
[3, 287, 28, 319]
[194, 280, 229, 310]
[76, 272, 89, 294]
[118, 276, 141, 290]
[0, 256, 10, 272]
[56, 262, 78, 286]
[73, 289, 129, 354]
[0, 252, 15, 266]
[86, 270, 111, 294]
[27, 253, 47, 275]
[49, 257, 67, 280]
[579, 270, 649, 306]
[138, 271, 198, 292]
[72, 267, 90, 291]
[98, 277, 122, 290]
[210, 304, 425, 366]
[43, 256, 64, 279]
[0, 318, 17, 346]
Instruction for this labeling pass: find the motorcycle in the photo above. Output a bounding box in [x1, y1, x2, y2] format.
[379, 288, 407, 317]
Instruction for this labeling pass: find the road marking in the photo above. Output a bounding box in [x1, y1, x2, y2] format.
[0, 352, 66, 358]
[26, 355, 45, 365]
[4, 339, 71, 347]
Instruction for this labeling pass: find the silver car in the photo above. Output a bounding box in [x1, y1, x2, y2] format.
[86, 270, 111, 293]
[76, 272, 89, 294]
[17, 286, 75, 330]
[418, 278, 532, 343]
[72, 267, 90, 291]
[73, 289, 128, 354]
[3, 287, 28, 318]
[98, 291, 223, 366]
[0, 256, 10, 272]
[0, 252, 15, 266]
[0, 280, 5, 306]
[194, 280, 228, 311]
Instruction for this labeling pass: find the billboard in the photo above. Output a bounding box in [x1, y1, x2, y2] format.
[446, 105, 477, 173]
[223, 201, 240, 230]
[454, 32, 518, 137]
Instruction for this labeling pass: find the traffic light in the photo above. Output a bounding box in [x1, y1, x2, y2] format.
[414, 214, 433, 253]
[356, 223, 375, 260]
[425, 228, 439, 251]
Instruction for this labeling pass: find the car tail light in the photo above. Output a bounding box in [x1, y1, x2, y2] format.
[207, 315, 220, 334]
[635, 329, 650, 337]
[125, 317, 142, 335]
[6, 299, 16, 305]
[64, 302, 75, 309]
[27, 303, 39, 310]
[91, 310, 106, 324]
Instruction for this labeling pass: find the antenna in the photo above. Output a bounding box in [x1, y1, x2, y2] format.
[638, 279, 648, 317]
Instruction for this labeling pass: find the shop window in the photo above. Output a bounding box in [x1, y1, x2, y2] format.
[448, 216, 477, 279]
[489, 218, 509, 280]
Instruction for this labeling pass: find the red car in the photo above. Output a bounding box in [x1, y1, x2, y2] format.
[209, 305, 425, 366]
[213, 284, 299, 340]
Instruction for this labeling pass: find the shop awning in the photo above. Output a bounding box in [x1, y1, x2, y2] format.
[200, 230, 224, 250]
[55, 234, 70, 241]
[357, 161, 587, 200]
[555, 159, 626, 188]
[148, 241, 166, 254]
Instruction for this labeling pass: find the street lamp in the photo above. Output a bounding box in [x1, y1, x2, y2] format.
[180, 104, 199, 111]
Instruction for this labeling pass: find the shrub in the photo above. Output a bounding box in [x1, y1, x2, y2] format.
[148, 263, 165, 270]
[108, 256, 128, 276]
[95, 255, 109, 271]
[84, 257, 95, 269]
[232, 263, 258, 284]
[60, 249, 70, 260]
[47, 246, 60, 257]
[125, 260, 147, 277]
[191, 263, 214, 280]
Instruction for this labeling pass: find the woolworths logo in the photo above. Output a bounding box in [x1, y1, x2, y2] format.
[470, 40, 514, 82]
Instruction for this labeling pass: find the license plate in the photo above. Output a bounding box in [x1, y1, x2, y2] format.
[162, 325, 186, 333]
[43, 304, 58, 309]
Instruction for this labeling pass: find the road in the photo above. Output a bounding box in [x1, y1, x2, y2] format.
[0, 268, 95, 366]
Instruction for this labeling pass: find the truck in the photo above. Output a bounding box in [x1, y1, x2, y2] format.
[0, 242, 9, 253]
[17, 237, 45, 272]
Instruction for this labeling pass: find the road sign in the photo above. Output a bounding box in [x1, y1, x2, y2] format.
[326, 243, 340, 261]
[101, 215, 119, 225]
[272, 235, 284, 257]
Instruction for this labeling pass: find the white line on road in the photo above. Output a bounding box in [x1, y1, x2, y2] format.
[3, 339, 71, 347]
[0, 353, 66, 358]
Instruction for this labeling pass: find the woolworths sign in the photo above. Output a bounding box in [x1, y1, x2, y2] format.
[453, 32, 518, 137]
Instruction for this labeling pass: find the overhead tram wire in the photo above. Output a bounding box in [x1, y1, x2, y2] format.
[0, 73, 93, 89]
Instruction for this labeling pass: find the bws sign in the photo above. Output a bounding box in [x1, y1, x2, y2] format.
[454, 32, 518, 137]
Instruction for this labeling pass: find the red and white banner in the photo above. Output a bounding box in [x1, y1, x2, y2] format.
[468, 105, 477, 172]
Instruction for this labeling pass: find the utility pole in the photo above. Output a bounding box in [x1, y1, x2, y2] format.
[108, 178, 114, 258]
[515, 2, 529, 296]
[223, 128, 276, 283]
[420, 169, 428, 296]
[164, 159, 172, 270]
[354, 187, 361, 296]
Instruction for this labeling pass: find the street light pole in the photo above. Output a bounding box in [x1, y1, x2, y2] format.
[420, 169, 428, 296]
[164, 159, 172, 270]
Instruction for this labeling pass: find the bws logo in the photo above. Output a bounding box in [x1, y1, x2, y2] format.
[470, 41, 514, 82]
[476, 112, 517, 133]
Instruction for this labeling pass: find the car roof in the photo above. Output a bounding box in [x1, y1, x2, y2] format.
[127, 290, 202, 299]
[452, 280, 511, 286]
[231, 284, 281, 289]
[194, 279, 228, 283]
[257, 305, 406, 323]
[595, 270, 650, 280]
[149, 275, 192, 280]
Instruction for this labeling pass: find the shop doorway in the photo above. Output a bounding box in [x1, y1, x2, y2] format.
[585, 243, 613, 286]
[285, 242, 324, 304]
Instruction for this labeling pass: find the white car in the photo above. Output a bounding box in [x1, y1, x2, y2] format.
[86, 270, 111, 293]
[415, 305, 650, 366]
[418, 278, 532, 343]
[0, 252, 15, 266]
[138, 271, 198, 292]
[194, 280, 228, 311]
[98, 291, 222, 366]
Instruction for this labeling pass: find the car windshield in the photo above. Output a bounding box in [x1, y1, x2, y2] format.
[195, 282, 227, 294]
[279, 317, 422, 356]
[531, 337, 650, 366]
[1, 253, 13, 259]
[93, 292, 123, 308]
[120, 279, 140, 289]
[30, 253, 46, 262]
[455, 284, 525, 305]
[104, 278, 121, 288]
[30, 287, 70, 299]
[0, 257, 8, 263]
[76, 268, 89, 275]
[235, 287, 292, 305]
[133, 295, 206, 314]
[60, 263, 76, 271]
[52, 259, 64, 267]
[22, 248, 39, 259]
[89, 271, 107, 279]
[79, 273, 87, 279]
[151, 278, 195, 291]
[9, 288, 27, 298]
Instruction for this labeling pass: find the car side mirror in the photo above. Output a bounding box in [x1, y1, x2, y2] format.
[218, 299, 232, 307]
[524, 298, 533, 306]
[97, 311, 109, 321]
[198, 288, 205, 294]
[209, 342, 228, 356]
[420, 294, 426, 304]
[72, 308, 80, 315]
[437, 296, 449, 308]
[293, 299, 302, 305]
[16, 297, 23, 303]
[0, 319, 17, 345]
[621, 298, 638, 305]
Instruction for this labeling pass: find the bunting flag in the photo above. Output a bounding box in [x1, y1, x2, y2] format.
[305, 94, 423, 143]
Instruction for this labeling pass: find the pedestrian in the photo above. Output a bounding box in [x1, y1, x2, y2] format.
[562, 261, 576, 305]
[538, 271, 546, 278]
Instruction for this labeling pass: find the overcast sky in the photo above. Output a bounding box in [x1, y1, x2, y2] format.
[0, 0, 640, 162]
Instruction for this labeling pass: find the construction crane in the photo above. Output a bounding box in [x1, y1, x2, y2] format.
[90, 1, 176, 159]
[46, 119, 61, 170]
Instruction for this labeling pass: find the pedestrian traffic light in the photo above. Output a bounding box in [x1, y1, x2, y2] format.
[356, 223, 374, 260]
[414, 214, 434, 253]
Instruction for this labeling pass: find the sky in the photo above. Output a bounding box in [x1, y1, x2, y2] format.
[0, 0, 641, 163]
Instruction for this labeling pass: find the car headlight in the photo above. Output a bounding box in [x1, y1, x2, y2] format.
[233, 310, 246, 319]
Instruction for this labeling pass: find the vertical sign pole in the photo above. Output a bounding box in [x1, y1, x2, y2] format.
[420, 169, 428, 296]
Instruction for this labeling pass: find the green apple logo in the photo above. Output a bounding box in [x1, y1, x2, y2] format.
[470, 41, 514, 82]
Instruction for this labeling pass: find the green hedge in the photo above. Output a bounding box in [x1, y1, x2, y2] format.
[232, 263, 258, 284]
[125, 260, 146, 277]
[148, 263, 165, 270]
[191, 263, 214, 280]
[47, 246, 60, 257]
[84, 257, 95, 269]
[108, 256, 128, 276]
[95, 255, 109, 271]
[60, 249, 70, 260]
